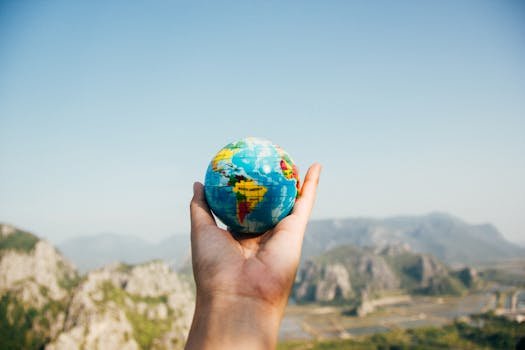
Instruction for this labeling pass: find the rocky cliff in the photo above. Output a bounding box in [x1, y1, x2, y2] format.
[0, 223, 194, 350]
[0, 224, 78, 348]
[293, 244, 473, 304]
[47, 261, 194, 350]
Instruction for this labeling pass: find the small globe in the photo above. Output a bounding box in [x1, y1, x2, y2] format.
[204, 137, 300, 234]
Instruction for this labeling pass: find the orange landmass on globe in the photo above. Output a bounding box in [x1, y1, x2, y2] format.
[232, 179, 268, 223]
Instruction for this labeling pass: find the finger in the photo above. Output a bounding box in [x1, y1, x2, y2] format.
[190, 182, 216, 231]
[291, 162, 322, 223]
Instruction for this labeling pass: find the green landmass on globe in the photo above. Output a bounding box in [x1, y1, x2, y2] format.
[204, 137, 300, 233]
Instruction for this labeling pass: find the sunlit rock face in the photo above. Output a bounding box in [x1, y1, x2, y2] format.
[294, 261, 353, 302]
[0, 223, 79, 345]
[314, 263, 353, 302]
[0, 240, 77, 303]
[47, 261, 194, 350]
[1, 223, 195, 350]
[293, 243, 468, 304]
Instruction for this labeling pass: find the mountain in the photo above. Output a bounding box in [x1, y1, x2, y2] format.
[302, 212, 524, 265]
[0, 223, 79, 348]
[0, 224, 194, 349]
[47, 261, 194, 350]
[293, 243, 477, 313]
[59, 233, 190, 273]
[58, 213, 522, 273]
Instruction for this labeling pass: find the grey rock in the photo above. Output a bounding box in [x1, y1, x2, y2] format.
[314, 264, 352, 302]
[48, 261, 194, 350]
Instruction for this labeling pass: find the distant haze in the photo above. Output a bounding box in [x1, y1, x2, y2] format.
[56, 213, 524, 273]
[1, 1, 524, 243]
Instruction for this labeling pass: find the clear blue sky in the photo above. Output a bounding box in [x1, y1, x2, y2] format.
[1, 1, 524, 243]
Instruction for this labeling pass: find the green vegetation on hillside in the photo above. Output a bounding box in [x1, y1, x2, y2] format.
[278, 312, 525, 350]
[0, 230, 39, 253]
[418, 275, 466, 296]
[99, 281, 173, 349]
[386, 253, 467, 296]
[297, 244, 470, 306]
[56, 260, 81, 291]
[383, 252, 422, 291]
[0, 294, 46, 350]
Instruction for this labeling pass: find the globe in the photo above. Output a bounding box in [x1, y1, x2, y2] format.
[204, 137, 300, 234]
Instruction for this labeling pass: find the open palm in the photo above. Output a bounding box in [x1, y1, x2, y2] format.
[190, 163, 322, 310]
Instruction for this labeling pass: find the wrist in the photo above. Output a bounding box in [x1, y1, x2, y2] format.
[185, 292, 283, 350]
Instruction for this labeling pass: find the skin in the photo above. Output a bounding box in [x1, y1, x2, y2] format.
[185, 163, 322, 350]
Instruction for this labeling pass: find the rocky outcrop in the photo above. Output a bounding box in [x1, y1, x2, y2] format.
[0, 223, 17, 236]
[455, 267, 478, 288]
[294, 261, 317, 301]
[295, 262, 353, 302]
[315, 264, 352, 302]
[0, 240, 77, 304]
[357, 254, 399, 291]
[412, 255, 448, 288]
[294, 245, 403, 303]
[1, 223, 195, 349]
[294, 244, 469, 304]
[0, 223, 79, 347]
[47, 261, 194, 350]
[1, 223, 77, 296]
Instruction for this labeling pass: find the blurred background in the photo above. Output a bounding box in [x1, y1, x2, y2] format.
[1, 1, 524, 349]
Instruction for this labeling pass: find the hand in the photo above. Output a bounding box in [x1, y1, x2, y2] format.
[185, 163, 322, 350]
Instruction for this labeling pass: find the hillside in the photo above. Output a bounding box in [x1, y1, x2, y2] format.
[302, 212, 524, 265]
[56, 213, 522, 273]
[0, 224, 194, 350]
[293, 243, 476, 309]
[0, 224, 79, 348]
[47, 261, 194, 350]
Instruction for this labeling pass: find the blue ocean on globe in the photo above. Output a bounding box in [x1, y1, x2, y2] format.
[204, 137, 300, 233]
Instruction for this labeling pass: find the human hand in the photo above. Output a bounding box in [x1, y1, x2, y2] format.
[185, 163, 321, 350]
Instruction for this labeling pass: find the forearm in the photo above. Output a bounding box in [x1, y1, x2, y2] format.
[185, 293, 283, 350]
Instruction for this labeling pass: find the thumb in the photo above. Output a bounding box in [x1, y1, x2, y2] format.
[190, 182, 216, 231]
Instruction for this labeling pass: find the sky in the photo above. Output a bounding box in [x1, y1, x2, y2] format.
[1, 1, 524, 244]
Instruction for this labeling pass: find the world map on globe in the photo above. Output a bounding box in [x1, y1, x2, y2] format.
[204, 137, 300, 233]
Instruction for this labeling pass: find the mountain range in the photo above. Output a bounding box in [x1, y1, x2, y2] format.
[57, 212, 523, 271]
[58, 233, 190, 273]
[302, 212, 523, 265]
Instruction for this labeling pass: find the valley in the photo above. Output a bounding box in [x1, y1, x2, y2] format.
[280, 292, 496, 341]
[279, 257, 525, 346]
[2, 215, 524, 349]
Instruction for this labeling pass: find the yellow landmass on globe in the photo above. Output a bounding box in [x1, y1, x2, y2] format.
[232, 179, 268, 223]
[212, 148, 238, 171]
